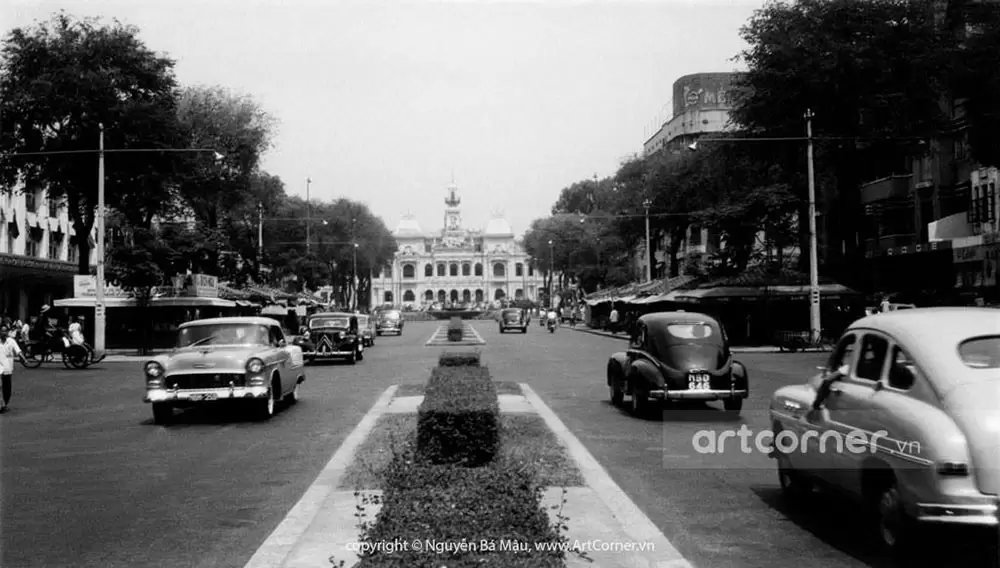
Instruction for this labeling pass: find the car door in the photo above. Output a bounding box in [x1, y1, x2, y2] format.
[822, 331, 891, 495]
[792, 333, 860, 478]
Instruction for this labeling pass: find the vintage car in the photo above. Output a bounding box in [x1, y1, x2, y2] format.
[769, 307, 1000, 552]
[295, 312, 364, 364]
[357, 314, 376, 347]
[498, 308, 528, 333]
[142, 317, 306, 424]
[606, 311, 749, 416]
[376, 309, 404, 336]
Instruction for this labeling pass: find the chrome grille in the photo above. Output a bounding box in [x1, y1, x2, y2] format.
[166, 373, 246, 389]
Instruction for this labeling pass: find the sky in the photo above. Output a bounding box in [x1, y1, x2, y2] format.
[3, 0, 765, 239]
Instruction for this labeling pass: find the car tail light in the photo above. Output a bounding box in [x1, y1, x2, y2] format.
[937, 462, 969, 476]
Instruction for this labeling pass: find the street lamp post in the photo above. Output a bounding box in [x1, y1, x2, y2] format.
[305, 177, 312, 253]
[805, 108, 821, 344]
[257, 201, 264, 277]
[643, 198, 652, 282]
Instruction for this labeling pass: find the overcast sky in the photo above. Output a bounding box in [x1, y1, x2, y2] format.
[4, 0, 764, 238]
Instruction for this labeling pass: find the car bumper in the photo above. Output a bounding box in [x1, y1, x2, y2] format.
[144, 386, 270, 403]
[648, 388, 748, 401]
[915, 500, 999, 527]
[303, 350, 356, 357]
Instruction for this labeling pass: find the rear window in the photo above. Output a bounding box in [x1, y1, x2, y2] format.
[666, 323, 714, 340]
[958, 336, 1000, 369]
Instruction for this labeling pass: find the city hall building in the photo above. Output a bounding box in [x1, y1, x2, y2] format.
[372, 183, 545, 308]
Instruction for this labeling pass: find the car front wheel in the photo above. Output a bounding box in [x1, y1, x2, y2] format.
[609, 384, 624, 406]
[254, 384, 276, 420]
[724, 398, 743, 415]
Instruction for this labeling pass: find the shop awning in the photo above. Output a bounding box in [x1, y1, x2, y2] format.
[54, 297, 236, 308]
[662, 283, 860, 302]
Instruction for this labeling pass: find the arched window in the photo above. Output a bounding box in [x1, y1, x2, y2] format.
[515, 263, 523, 276]
[462, 264, 471, 276]
[424, 290, 434, 301]
[450, 263, 458, 276]
[474, 263, 483, 276]
[450, 289, 459, 302]
[462, 289, 471, 303]
[528, 265, 534, 276]
[493, 262, 505, 277]
[424, 264, 433, 277]
[437, 263, 445, 277]
[403, 290, 415, 302]
[437, 290, 446, 303]
[475, 289, 484, 303]
[494, 288, 506, 299]
[384, 291, 393, 302]
[403, 264, 415, 278]
[515, 288, 524, 299]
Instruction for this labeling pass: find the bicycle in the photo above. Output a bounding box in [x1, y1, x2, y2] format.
[774, 330, 836, 353]
[19, 330, 95, 369]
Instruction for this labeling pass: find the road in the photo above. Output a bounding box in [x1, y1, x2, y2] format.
[1, 320, 994, 568]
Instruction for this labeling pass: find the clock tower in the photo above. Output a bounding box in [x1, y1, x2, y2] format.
[443, 183, 463, 236]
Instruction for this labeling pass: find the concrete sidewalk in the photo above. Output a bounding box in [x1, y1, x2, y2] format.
[571, 326, 783, 353]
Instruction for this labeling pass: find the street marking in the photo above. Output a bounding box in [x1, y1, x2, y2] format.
[520, 384, 696, 568]
[242, 386, 398, 568]
[424, 322, 486, 346]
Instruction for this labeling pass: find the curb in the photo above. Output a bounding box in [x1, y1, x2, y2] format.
[571, 327, 787, 353]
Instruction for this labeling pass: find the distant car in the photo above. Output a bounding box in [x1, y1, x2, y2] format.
[769, 307, 1000, 553]
[357, 314, 376, 347]
[498, 308, 528, 333]
[376, 309, 404, 336]
[606, 311, 749, 416]
[295, 312, 364, 364]
[865, 303, 917, 316]
[142, 317, 306, 424]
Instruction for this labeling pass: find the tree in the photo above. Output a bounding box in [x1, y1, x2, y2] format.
[175, 85, 277, 230]
[732, 0, 952, 281]
[217, 171, 288, 283]
[106, 228, 172, 354]
[0, 12, 184, 273]
[953, 2, 1000, 168]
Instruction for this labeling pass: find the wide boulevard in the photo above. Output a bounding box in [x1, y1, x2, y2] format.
[1, 320, 994, 568]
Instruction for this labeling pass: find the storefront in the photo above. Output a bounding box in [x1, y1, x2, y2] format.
[0, 253, 77, 321]
[952, 233, 1000, 304]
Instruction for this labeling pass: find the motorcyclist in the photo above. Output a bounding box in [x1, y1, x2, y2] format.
[546, 308, 558, 328]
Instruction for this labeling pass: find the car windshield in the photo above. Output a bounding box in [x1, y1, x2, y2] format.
[177, 324, 269, 347]
[958, 336, 1000, 370]
[311, 317, 350, 329]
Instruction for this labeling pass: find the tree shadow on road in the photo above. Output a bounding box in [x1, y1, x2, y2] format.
[604, 400, 743, 423]
[752, 485, 997, 568]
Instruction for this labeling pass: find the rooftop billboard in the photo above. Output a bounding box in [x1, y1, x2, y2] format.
[672, 73, 742, 118]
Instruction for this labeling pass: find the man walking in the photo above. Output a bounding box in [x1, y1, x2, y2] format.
[0, 325, 28, 412]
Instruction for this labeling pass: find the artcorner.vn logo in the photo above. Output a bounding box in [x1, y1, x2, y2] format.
[692, 425, 890, 455]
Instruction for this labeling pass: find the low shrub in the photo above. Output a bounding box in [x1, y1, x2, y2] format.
[447, 316, 464, 341]
[417, 366, 499, 466]
[354, 452, 565, 568]
[438, 351, 480, 367]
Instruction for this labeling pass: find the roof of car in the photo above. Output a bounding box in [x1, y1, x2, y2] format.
[310, 312, 353, 318]
[847, 307, 1000, 390]
[639, 311, 720, 326]
[179, 317, 283, 329]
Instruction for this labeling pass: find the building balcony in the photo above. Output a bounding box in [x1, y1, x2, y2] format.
[861, 175, 912, 205]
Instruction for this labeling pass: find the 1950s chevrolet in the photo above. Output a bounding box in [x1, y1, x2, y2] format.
[606, 311, 749, 417]
[142, 317, 306, 424]
[769, 307, 1000, 553]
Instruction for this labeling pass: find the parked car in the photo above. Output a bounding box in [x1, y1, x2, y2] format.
[376, 309, 404, 336]
[769, 307, 1000, 553]
[498, 308, 528, 333]
[606, 311, 749, 416]
[294, 312, 364, 364]
[358, 314, 376, 347]
[142, 317, 306, 424]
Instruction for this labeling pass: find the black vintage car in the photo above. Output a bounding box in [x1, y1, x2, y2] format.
[606, 311, 748, 416]
[294, 312, 364, 364]
[498, 308, 528, 333]
[375, 309, 403, 336]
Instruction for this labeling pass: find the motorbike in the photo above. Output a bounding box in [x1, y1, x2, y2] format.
[547, 318, 557, 333]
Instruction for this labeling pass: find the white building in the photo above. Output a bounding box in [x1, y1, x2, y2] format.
[371, 183, 546, 308]
[0, 184, 96, 320]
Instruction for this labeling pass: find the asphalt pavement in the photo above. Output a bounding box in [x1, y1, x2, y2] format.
[2, 320, 994, 568]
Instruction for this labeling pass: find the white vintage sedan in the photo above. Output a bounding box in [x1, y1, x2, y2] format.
[769, 307, 999, 552]
[143, 317, 306, 424]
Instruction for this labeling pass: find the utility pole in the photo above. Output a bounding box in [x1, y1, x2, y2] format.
[643, 199, 652, 282]
[805, 109, 822, 343]
[548, 239, 554, 308]
[353, 243, 359, 311]
[305, 177, 312, 253]
[257, 202, 263, 279]
[94, 124, 106, 359]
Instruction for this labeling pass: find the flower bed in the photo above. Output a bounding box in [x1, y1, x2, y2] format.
[447, 316, 464, 342]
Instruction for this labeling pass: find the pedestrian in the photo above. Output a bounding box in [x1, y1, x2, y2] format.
[0, 325, 27, 412]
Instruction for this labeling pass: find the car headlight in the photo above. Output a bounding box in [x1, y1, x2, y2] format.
[145, 361, 164, 377]
[246, 358, 265, 374]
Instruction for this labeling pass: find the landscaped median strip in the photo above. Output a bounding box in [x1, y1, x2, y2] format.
[245, 352, 694, 568]
[424, 320, 486, 346]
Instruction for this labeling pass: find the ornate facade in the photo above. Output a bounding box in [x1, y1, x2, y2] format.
[372, 183, 545, 308]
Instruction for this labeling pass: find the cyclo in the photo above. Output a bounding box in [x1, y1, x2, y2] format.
[20, 327, 97, 369]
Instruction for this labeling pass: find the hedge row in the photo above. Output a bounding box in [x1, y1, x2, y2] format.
[417, 365, 499, 466]
[355, 454, 564, 567]
[438, 351, 480, 367]
[448, 316, 464, 341]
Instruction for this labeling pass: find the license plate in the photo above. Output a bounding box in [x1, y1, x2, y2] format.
[688, 373, 711, 390]
[190, 393, 218, 401]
